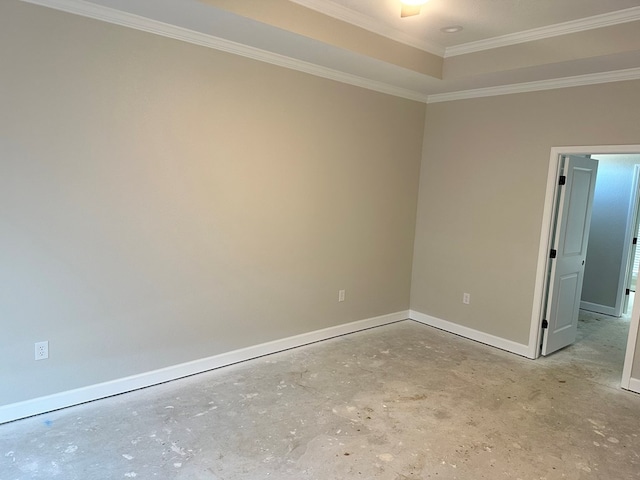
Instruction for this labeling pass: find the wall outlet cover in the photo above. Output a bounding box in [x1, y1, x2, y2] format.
[35, 341, 49, 360]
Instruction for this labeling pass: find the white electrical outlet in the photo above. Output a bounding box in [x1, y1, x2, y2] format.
[35, 341, 49, 360]
[463, 293, 471, 305]
[338, 289, 346, 302]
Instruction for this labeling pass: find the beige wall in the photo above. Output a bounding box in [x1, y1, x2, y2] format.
[0, 1, 425, 405]
[4, 0, 640, 409]
[411, 82, 640, 352]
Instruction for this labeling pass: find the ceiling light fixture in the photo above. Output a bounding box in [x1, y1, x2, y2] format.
[441, 25, 463, 33]
[400, 0, 429, 18]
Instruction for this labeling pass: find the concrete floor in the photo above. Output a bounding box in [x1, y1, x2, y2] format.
[1, 315, 640, 480]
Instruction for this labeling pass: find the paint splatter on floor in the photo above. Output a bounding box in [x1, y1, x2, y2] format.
[1, 320, 640, 479]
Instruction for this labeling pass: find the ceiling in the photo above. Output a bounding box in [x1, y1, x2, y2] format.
[292, 0, 640, 52]
[25, 0, 640, 102]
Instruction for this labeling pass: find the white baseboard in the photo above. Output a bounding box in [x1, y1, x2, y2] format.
[626, 377, 640, 394]
[580, 301, 617, 317]
[0, 310, 409, 424]
[409, 310, 532, 358]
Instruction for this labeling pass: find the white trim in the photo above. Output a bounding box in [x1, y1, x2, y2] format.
[528, 149, 564, 359]
[626, 377, 640, 394]
[446, 7, 640, 57]
[622, 276, 640, 390]
[579, 302, 617, 317]
[409, 310, 532, 358]
[20, 0, 429, 103]
[0, 311, 409, 424]
[289, 0, 444, 56]
[427, 68, 640, 104]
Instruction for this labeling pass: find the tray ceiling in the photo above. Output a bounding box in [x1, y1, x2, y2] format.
[23, 0, 640, 102]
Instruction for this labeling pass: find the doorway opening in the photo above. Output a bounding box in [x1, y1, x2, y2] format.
[530, 145, 640, 393]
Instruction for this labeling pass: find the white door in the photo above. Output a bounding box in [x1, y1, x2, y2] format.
[542, 155, 599, 355]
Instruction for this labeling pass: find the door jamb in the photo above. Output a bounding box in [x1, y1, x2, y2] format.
[622, 285, 640, 389]
[528, 149, 563, 359]
[529, 145, 640, 365]
[618, 165, 640, 317]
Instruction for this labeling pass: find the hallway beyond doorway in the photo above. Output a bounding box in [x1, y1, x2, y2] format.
[541, 309, 631, 389]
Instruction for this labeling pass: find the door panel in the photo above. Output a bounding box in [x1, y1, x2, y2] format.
[542, 155, 599, 356]
[556, 273, 579, 330]
[563, 169, 592, 255]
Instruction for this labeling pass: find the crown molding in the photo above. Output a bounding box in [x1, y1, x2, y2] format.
[427, 67, 640, 103]
[446, 6, 640, 57]
[289, 0, 445, 56]
[21, 0, 430, 103]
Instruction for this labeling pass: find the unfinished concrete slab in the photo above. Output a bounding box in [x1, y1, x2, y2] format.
[1, 319, 639, 479]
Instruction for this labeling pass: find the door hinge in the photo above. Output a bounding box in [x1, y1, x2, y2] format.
[558, 175, 566, 186]
[634, 237, 638, 245]
[550, 249, 557, 259]
[542, 319, 549, 329]
[626, 289, 631, 296]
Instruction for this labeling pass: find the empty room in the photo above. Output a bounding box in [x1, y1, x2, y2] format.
[2, 0, 640, 478]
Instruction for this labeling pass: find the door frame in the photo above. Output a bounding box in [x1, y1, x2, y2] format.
[620, 165, 640, 316]
[529, 146, 640, 391]
[622, 286, 640, 390]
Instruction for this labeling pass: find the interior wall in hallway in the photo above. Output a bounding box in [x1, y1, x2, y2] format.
[581, 155, 640, 316]
[0, 1, 425, 406]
